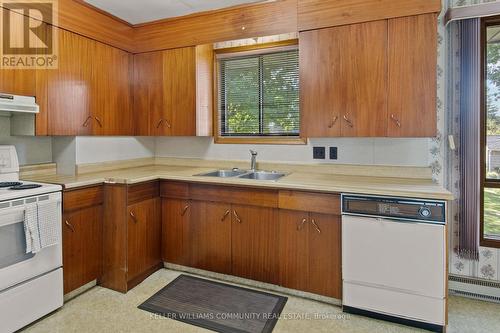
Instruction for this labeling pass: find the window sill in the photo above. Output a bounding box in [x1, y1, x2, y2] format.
[214, 136, 307, 145]
[481, 237, 500, 249]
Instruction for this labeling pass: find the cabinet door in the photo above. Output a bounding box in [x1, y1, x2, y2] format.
[190, 201, 232, 274]
[300, 21, 387, 137]
[62, 205, 102, 294]
[387, 14, 437, 137]
[162, 198, 191, 266]
[278, 210, 310, 292]
[91, 41, 133, 135]
[127, 198, 161, 281]
[231, 205, 279, 284]
[133, 52, 163, 136]
[308, 213, 342, 299]
[162, 47, 196, 136]
[46, 29, 92, 135]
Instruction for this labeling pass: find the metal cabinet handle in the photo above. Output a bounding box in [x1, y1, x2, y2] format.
[328, 116, 338, 129]
[181, 204, 190, 216]
[233, 210, 242, 223]
[65, 220, 75, 232]
[165, 119, 172, 128]
[221, 209, 230, 222]
[297, 218, 307, 231]
[156, 119, 163, 128]
[390, 114, 401, 128]
[343, 114, 354, 128]
[94, 116, 103, 127]
[82, 116, 92, 127]
[130, 211, 138, 223]
[311, 219, 321, 234]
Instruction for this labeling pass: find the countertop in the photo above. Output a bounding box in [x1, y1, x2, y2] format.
[22, 164, 454, 200]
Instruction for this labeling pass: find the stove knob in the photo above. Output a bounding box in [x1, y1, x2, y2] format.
[419, 207, 431, 218]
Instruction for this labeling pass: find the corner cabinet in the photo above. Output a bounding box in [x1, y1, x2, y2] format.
[133, 45, 213, 136]
[101, 181, 162, 293]
[300, 13, 437, 138]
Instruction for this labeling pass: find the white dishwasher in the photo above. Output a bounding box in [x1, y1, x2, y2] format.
[341, 194, 447, 333]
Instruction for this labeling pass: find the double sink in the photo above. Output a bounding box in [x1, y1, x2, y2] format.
[196, 169, 287, 181]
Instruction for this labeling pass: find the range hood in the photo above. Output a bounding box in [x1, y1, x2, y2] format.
[0, 94, 39, 114]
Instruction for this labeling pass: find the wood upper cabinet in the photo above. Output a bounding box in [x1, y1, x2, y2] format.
[43, 28, 133, 136]
[162, 198, 192, 266]
[190, 201, 232, 274]
[91, 41, 133, 135]
[387, 14, 437, 137]
[300, 20, 388, 137]
[231, 205, 279, 285]
[278, 210, 342, 299]
[133, 45, 212, 136]
[127, 198, 161, 281]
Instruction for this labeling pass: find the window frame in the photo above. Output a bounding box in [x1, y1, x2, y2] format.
[213, 39, 306, 145]
[481, 16, 500, 248]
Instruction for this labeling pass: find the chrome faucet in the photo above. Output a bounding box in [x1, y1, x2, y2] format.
[250, 150, 258, 171]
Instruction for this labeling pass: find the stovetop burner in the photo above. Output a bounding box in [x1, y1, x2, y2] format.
[9, 184, 43, 190]
[0, 182, 22, 188]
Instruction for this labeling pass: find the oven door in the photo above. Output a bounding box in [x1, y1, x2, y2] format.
[0, 198, 62, 291]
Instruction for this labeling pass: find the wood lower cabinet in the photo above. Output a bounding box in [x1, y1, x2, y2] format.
[231, 205, 279, 284]
[190, 201, 232, 274]
[278, 210, 342, 299]
[101, 182, 161, 293]
[62, 186, 104, 295]
[162, 198, 192, 266]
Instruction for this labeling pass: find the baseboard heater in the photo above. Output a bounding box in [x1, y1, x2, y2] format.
[449, 275, 500, 303]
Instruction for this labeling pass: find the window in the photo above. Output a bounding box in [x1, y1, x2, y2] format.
[482, 18, 500, 246]
[215, 42, 302, 144]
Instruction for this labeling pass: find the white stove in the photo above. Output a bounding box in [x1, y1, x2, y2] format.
[0, 145, 63, 333]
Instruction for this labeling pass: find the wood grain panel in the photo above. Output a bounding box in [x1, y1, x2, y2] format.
[279, 191, 340, 215]
[162, 47, 196, 136]
[231, 205, 279, 284]
[190, 184, 278, 208]
[387, 14, 438, 137]
[308, 213, 342, 299]
[160, 181, 190, 199]
[133, 0, 297, 53]
[101, 184, 128, 293]
[133, 51, 163, 136]
[301, 21, 388, 137]
[298, 0, 441, 31]
[63, 185, 104, 212]
[278, 210, 310, 292]
[190, 201, 232, 274]
[62, 205, 103, 294]
[127, 181, 159, 205]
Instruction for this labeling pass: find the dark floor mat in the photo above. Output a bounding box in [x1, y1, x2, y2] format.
[138, 274, 288, 333]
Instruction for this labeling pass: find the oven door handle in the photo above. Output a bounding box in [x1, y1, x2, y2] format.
[0, 207, 27, 227]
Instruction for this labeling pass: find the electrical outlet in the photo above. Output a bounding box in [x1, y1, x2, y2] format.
[330, 147, 338, 160]
[313, 147, 326, 159]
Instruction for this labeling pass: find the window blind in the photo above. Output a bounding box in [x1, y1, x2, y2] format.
[218, 48, 300, 137]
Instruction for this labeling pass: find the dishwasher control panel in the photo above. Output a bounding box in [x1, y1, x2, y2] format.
[342, 194, 446, 224]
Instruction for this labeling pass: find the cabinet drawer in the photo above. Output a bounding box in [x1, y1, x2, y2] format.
[128, 181, 159, 205]
[190, 184, 278, 208]
[64, 186, 104, 212]
[278, 190, 340, 215]
[160, 181, 190, 199]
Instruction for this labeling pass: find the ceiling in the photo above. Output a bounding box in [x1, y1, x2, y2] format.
[84, 0, 267, 25]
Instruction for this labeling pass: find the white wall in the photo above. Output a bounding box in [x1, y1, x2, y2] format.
[75, 137, 155, 164]
[155, 137, 431, 167]
[0, 117, 52, 165]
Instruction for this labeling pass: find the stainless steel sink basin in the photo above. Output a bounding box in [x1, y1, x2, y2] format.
[237, 171, 287, 181]
[196, 169, 248, 178]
